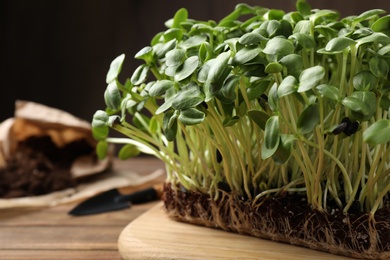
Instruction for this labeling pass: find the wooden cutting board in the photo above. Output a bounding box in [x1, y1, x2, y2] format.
[118, 202, 352, 259]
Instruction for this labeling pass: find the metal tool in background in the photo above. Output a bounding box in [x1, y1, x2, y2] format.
[68, 184, 163, 216]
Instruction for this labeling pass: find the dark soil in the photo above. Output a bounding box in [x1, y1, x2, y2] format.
[0, 136, 94, 198]
[163, 183, 390, 259]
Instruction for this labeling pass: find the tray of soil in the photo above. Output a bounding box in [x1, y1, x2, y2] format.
[95, 1, 390, 258]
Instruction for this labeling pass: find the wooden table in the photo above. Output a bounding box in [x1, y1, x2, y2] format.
[0, 157, 165, 260]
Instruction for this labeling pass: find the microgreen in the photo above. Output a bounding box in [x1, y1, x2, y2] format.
[94, 0, 390, 215]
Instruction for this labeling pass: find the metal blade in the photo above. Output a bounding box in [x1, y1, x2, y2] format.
[68, 189, 131, 216]
[68, 186, 161, 216]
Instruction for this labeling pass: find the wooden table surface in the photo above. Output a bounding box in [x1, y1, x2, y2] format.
[0, 157, 165, 260]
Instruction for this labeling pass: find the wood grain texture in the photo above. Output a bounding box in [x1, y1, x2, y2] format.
[0, 250, 122, 260]
[119, 203, 353, 260]
[0, 157, 165, 260]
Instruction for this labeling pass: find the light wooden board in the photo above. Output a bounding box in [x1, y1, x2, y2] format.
[118, 203, 352, 260]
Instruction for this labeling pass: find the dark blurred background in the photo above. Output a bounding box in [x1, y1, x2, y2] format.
[1, 0, 390, 123]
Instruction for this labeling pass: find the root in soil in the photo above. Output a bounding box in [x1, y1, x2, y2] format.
[163, 183, 390, 259]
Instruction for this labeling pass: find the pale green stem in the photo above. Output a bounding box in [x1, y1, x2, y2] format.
[301, 136, 353, 198]
[206, 105, 242, 192]
[292, 150, 312, 204]
[226, 127, 252, 199]
[370, 182, 390, 215]
[344, 123, 367, 212]
[313, 126, 324, 210]
[365, 145, 384, 209]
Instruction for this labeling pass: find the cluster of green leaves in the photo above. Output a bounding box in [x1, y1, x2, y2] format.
[93, 0, 390, 214]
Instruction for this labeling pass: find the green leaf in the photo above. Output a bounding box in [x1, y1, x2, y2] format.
[297, 103, 319, 134]
[296, 0, 311, 17]
[369, 56, 389, 79]
[354, 9, 386, 23]
[172, 85, 204, 110]
[174, 56, 199, 82]
[106, 54, 125, 84]
[96, 141, 109, 160]
[363, 120, 390, 145]
[371, 15, 390, 33]
[265, 62, 283, 74]
[165, 64, 180, 77]
[92, 109, 110, 140]
[238, 102, 247, 117]
[278, 75, 298, 98]
[134, 47, 153, 63]
[353, 70, 377, 91]
[164, 28, 183, 42]
[178, 108, 205, 125]
[179, 35, 207, 49]
[380, 95, 390, 111]
[247, 79, 269, 101]
[285, 11, 304, 24]
[197, 58, 214, 83]
[232, 47, 262, 65]
[289, 33, 316, 49]
[149, 80, 175, 97]
[315, 25, 338, 40]
[242, 64, 267, 77]
[247, 110, 270, 130]
[107, 115, 120, 127]
[342, 96, 369, 115]
[262, 115, 281, 159]
[205, 66, 232, 102]
[156, 88, 177, 114]
[131, 64, 149, 85]
[92, 126, 109, 141]
[267, 9, 285, 20]
[150, 32, 163, 46]
[356, 32, 390, 47]
[149, 116, 159, 134]
[294, 20, 311, 34]
[378, 45, 390, 56]
[278, 19, 293, 38]
[163, 110, 178, 141]
[218, 3, 255, 26]
[239, 32, 266, 45]
[189, 24, 214, 35]
[172, 8, 188, 29]
[310, 9, 339, 24]
[207, 51, 231, 83]
[156, 99, 174, 115]
[280, 54, 303, 78]
[104, 81, 122, 110]
[198, 42, 213, 63]
[165, 49, 186, 67]
[221, 75, 239, 100]
[316, 84, 341, 101]
[272, 134, 295, 164]
[92, 110, 109, 128]
[262, 37, 294, 58]
[324, 37, 356, 53]
[153, 39, 177, 58]
[223, 116, 240, 127]
[118, 144, 140, 160]
[264, 20, 281, 38]
[298, 66, 325, 93]
[345, 91, 377, 121]
[267, 83, 278, 112]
